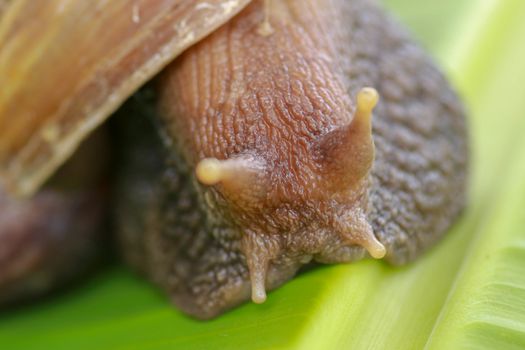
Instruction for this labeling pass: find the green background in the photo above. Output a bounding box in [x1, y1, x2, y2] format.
[2, 0, 525, 348]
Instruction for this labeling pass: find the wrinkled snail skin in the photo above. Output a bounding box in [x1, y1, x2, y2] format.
[115, 0, 468, 319]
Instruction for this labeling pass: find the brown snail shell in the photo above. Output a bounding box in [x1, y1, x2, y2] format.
[0, 0, 250, 197]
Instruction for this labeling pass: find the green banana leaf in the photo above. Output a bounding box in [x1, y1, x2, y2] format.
[2, 0, 525, 348]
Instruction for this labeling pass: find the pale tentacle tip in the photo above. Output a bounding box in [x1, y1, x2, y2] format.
[257, 0, 274, 37]
[249, 262, 268, 304]
[251, 281, 268, 304]
[356, 87, 379, 115]
[365, 237, 387, 259]
[195, 158, 224, 185]
[339, 212, 386, 259]
[257, 21, 274, 37]
[243, 232, 271, 304]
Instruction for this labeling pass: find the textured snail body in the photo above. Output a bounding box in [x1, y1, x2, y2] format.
[0, 0, 250, 307]
[114, 0, 467, 318]
[0, 0, 467, 320]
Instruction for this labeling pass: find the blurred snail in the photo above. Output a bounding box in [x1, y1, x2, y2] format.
[0, 0, 468, 319]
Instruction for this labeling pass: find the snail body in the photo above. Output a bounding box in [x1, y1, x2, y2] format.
[0, 0, 468, 319]
[115, 0, 467, 318]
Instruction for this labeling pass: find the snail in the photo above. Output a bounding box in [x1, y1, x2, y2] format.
[0, 0, 468, 319]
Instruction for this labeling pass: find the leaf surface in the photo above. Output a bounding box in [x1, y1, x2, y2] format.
[1, 0, 524, 349]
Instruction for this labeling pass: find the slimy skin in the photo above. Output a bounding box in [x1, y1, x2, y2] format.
[115, 0, 468, 319]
